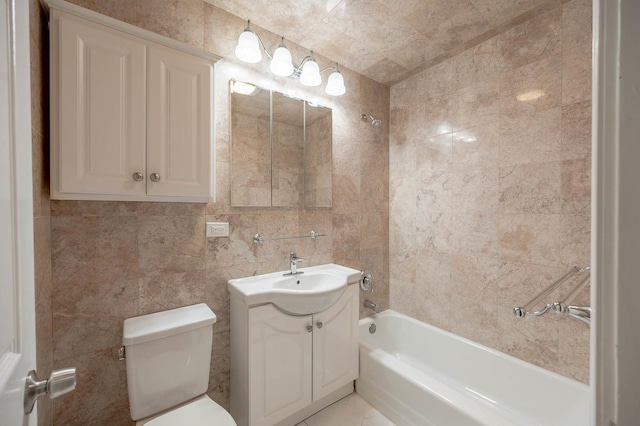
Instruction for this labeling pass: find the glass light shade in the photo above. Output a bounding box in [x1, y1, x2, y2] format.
[235, 30, 262, 63]
[325, 71, 346, 96]
[270, 46, 294, 77]
[299, 59, 322, 87]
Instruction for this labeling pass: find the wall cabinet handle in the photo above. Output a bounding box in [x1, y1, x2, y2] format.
[149, 173, 160, 182]
[306, 325, 313, 332]
[316, 321, 323, 329]
[132, 172, 144, 182]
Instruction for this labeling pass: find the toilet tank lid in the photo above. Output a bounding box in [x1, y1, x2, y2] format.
[123, 303, 216, 346]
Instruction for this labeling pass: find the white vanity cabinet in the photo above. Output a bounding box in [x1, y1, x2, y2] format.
[232, 283, 359, 426]
[47, 1, 219, 202]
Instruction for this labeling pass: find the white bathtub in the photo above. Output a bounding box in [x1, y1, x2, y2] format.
[355, 310, 589, 426]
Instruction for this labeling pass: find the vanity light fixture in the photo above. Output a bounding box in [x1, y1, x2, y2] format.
[235, 20, 346, 96]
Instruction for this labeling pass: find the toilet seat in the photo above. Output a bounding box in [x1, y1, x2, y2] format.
[137, 395, 236, 426]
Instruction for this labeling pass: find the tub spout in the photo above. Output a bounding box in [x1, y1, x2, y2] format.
[364, 299, 379, 314]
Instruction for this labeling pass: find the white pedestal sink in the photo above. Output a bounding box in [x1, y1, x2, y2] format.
[228, 263, 361, 315]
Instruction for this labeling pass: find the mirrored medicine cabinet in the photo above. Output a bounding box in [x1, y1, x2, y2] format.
[230, 80, 332, 208]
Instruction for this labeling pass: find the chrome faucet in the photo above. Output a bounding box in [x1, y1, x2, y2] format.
[364, 299, 379, 314]
[284, 252, 304, 276]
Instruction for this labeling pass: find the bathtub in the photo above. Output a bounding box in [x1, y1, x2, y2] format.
[355, 310, 589, 426]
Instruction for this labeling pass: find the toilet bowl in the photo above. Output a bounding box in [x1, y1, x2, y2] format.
[123, 304, 237, 425]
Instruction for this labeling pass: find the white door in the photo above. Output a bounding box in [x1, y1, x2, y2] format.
[248, 304, 312, 426]
[312, 284, 358, 401]
[0, 0, 37, 423]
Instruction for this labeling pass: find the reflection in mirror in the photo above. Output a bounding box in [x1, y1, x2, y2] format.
[230, 85, 271, 207]
[230, 80, 332, 208]
[272, 92, 304, 207]
[304, 104, 332, 208]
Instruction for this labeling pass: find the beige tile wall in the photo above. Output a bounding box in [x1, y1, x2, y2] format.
[34, 1, 389, 424]
[30, 0, 54, 424]
[389, 0, 591, 382]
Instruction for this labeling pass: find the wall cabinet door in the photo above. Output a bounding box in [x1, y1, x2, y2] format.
[50, 7, 216, 202]
[55, 14, 147, 197]
[147, 45, 212, 198]
[248, 304, 312, 426]
[312, 284, 359, 401]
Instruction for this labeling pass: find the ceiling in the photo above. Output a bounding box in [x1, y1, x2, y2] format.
[206, 0, 561, 86]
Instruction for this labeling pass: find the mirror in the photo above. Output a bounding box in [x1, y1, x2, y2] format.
[230, 81, 332, 208]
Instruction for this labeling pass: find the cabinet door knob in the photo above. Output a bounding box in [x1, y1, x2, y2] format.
[316, 321, 323, 329]
[306, 325, 313, 333]
[132, 172, 144, 182]
[149, 173, 160, 182]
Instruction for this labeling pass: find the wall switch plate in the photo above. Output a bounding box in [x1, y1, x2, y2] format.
[206, 222, 229, 237]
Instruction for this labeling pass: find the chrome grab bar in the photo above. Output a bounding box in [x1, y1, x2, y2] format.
[513, 266, 591, 326]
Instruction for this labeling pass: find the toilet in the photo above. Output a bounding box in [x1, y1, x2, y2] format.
[122, 303, 237, 425]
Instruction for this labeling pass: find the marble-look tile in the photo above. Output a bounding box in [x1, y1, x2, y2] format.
[450, 169, 501, 215]
[52, 314, 123, 361]
[206, 214, 257, 267]
[562, 46, 592, 105]
[51, 216, 139, 288]
[560, 100, 591, 161]
[499, 162, 563, 214]
[562, 0, 593, 55]
[206, 264, 257, 331]
[31, 130, 50, 219]
[138, 270, 207, 315]
[451, 123, 500, 171]
[417, 92, 453, 140]
[451, 80, 500, 132]
[499, 54, 562, 116]
[53, 277, 138, 318]
[302, 393, 395, 426]
[499, 106, 562, 166]
[498, 214, 566, 267]
[69, 0, 205, 48]
[450, 213, 500, 258]
[499, 8, 561, 70]
[416, 133, 453, 177]
[450, 36, 505, 90]
[561, 158, 591, 215]
[389, 136, 417, 181]
[137, 214, 206, 274]
[557, 314, 590, 383]
[53, 347, 130, 425]
[207, 330, 230, 410]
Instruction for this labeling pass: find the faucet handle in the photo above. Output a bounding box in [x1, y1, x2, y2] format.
[290, 252, 304, 262]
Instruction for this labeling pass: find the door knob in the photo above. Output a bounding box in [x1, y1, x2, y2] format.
[132, 172, 144, 182]
[24, 368, 76, 414]
[149, 173, 160, 182]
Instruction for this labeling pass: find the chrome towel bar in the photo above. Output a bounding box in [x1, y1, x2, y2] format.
[253, 230, 326, 244]
[513, 266, 591, 325]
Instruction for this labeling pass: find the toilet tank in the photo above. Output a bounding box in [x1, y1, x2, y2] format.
[123, 304, 217, 421]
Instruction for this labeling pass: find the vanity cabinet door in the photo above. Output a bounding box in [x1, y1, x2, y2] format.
[248, 304, 312, 426]
[147, 45, 213, 198]
[53, 13, 147, 198]
[312, 284, 359, 401]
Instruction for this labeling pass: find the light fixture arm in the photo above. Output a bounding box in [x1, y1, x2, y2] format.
[243, 20, 274, 60]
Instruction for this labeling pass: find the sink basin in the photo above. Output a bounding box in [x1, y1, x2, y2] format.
[228, 263, 361, 315]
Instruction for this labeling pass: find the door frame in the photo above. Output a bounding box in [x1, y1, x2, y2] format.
[0, 0, 37, 423]
[592, 0, 640, 424]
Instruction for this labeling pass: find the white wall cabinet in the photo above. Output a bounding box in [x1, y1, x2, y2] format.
[232, 284, 359, 426]
[48, 1, 219, 202]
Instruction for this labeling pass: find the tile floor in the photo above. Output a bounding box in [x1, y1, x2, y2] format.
[296, 393, 395, 426]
